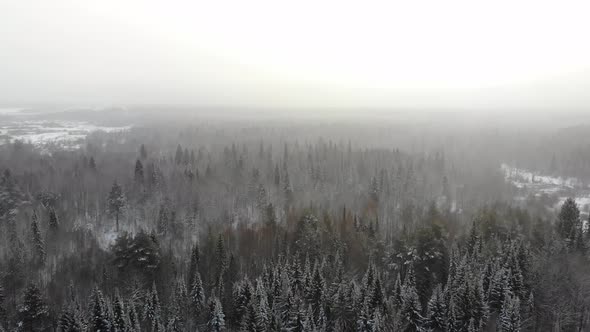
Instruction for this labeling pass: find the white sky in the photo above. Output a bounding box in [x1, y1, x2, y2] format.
[2, 0, 590, 110]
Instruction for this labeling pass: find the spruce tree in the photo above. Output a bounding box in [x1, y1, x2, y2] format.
[18, 283, 48, 331]
[401, 286, 423, 331]
[134, 159, 144, 184]
[190, 270, 206, 319]
[499, 295, 521, 332]
[31, 211, 46, 265]
[207, 297, 226, 332]
[425, 284, 447, 331]
[107, 181, 126, 232]
[557, 198, 580, 242]
[58, 308, 84, 332]
[189, 244, 201, 285]
[128, 301, 141, 332]
[90, 287, 111, 332]
[113, 290, 129, 332]
[144, 283, 162, 329]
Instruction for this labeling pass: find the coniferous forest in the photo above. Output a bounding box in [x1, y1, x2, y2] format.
[0, 121, 589, 332]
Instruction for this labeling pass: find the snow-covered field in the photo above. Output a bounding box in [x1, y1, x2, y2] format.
[501, 163, 590, 212]
[0, 107, 131, 150]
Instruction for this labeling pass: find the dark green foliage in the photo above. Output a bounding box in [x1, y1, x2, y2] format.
[557, 197, 581, 244]
[107, 181, 126, 231]
[31, 212, 45, 265]
[18, 283, 48, 331]
[112, 231, 161, 279]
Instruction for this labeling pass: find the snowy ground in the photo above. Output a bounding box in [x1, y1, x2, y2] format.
[0, 108, 131, 150]
[501, 163, 590, 213]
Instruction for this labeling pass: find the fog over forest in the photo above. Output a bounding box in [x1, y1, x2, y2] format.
[3, 1, 590, 332]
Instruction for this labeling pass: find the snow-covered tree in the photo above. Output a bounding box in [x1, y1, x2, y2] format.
[207, 297, 226, 332]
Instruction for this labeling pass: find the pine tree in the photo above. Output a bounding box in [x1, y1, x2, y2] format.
[190, 270, 206, 319]
[58, 308, 84, 332]
[107, 181, 126, 232]
[356, 299, 373, 332]
[144, 283, 162, 329]
[489, 267, 511, 312]
[90, 287, 111, 332]
[499, 294, 521, 332]
[189, 244, 201, 285]
[309, 262, 325, 318]
[446, 298, 461, 332]
[134, 159, 144, 184]
[18, 283, 48, 331]
[557, 197, 580, 242]
[31, 211, 46, 265]
[370, 276, 385, 313]
[215, 235, 227, 294]
[399, 283, 423, 332]
[425, 284, 447, 331]
[113, 290, 130, 332]
[128, 301, 141, 332]
[233, 279, 253, 327]
[207, 297, 226, 332]
[283, 170, 293, 206]
[157, 202, 169, 235]
[240, 302, 259, 331]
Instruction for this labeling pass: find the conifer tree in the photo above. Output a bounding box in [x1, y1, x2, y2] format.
[207, 297, 226, 332]
[557, 198, 580, 242]
[58, 308, 84, 332]
[31, 211, 46, 265]
[134, 159, 144, 184]
[90, 287, 111, 332]
[309, 262, 325, 317]
[144, 283, 162, 329]
[499, 295, 521, 332]
[425, 284, 447, 331]
[113, 290, 129, 332]
[107, 181, 126, 232]
[18, 283, 48, 331]
[189, 244, 201, 285]
[128, 301, 141, 332]
[190, 270, 206, 319]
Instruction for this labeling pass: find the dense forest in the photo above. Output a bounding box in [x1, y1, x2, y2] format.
[1, 124, 589, 332]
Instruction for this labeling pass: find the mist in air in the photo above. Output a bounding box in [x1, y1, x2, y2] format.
[1, 1, 590, 331]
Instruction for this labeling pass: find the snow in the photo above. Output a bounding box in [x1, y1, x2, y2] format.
[500, 163, 582, 189]
[501, 163, 590, 213]
[0, 120, 131, 150]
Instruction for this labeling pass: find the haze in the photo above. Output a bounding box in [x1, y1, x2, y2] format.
[2, 0, 590, 111]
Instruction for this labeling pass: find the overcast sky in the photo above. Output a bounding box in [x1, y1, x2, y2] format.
[2, 0, 590, 110]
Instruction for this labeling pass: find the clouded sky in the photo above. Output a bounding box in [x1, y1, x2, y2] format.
[2, 0, 590, 110]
